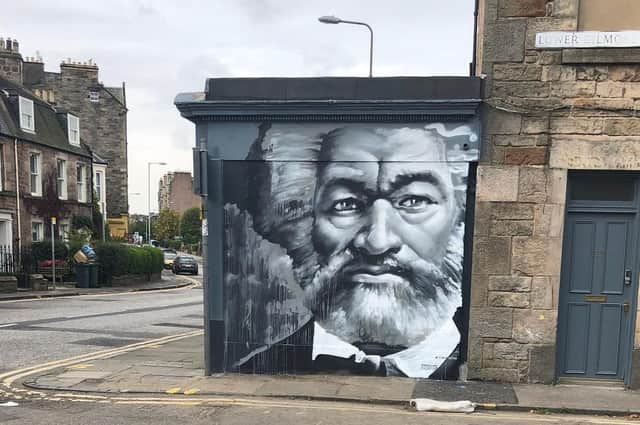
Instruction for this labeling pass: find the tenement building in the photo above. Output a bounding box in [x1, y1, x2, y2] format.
[157, 171, 200, 215]
[471, 0, 640, 387]
[0, 47, 93, 251]
[6, 39, 129, 237]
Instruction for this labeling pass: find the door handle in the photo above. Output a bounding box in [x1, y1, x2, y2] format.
[624, 303, 630, 313]
[624, 269, 632, 286]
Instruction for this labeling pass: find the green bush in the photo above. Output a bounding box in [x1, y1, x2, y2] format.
[31, 240, 69, 262]
[143, 246, 163, 273]
[93, 242, 128, 285]
[91, 243, 163, 284]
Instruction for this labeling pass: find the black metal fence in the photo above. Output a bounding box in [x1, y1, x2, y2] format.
[0, 245, 35, 289]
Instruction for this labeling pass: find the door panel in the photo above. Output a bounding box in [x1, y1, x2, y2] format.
[564, 303, 590, 374]
[596, 304, 622, 375]
[568, 221, 596, 293]
[602, 222, 627, 294]
[558, 213, 635, 380]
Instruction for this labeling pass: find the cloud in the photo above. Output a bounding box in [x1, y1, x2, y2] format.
[2, 0, 475, 214]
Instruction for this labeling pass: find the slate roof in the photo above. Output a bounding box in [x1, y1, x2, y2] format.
[0, 76, 92, 158]
[103, 86, 126, 107]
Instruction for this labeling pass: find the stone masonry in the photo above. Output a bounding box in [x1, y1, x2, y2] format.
[158, 171, 200, 215]
[471, 0, 640, 384]
[23, 59, 128, 219]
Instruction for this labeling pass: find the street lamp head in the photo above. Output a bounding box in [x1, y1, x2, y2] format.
[318, 15, 341, 24]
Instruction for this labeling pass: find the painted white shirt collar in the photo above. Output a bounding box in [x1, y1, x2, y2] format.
[312, 320, 460, 378]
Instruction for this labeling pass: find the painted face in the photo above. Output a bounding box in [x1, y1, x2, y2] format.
[305, 128, 461, 350]
[313, 129, 456, 266]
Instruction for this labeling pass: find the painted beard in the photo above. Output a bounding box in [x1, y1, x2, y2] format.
[302, 227, 463, 351]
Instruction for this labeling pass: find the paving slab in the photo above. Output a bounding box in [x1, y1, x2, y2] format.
[19, 333, 640, 416]
[0, 273, 194, 302]
[413, 380, 518, 404]
[514, 384, 640, 414]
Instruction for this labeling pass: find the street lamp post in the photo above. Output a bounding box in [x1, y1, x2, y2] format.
[318, 15, 373, 78]
[147, 162, 166, 244]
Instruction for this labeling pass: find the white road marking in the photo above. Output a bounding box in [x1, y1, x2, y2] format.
[0, 323, 16, 328]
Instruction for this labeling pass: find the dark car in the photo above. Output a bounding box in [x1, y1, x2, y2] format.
[172, 256, 198, 275]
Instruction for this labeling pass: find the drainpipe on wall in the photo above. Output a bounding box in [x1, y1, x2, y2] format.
[13, 138, 21, 257]
[471, 0, 480, 76]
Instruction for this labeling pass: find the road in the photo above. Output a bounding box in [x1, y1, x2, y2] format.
[1, 397, 637, 424]
[1, 267, 636, 424]
[0, 270, 203, 373]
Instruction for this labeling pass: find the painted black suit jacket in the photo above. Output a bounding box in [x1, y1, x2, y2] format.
[236, 316, 461, 380]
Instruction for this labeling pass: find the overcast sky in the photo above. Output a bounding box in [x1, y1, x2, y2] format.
[2, 0, 475, 214]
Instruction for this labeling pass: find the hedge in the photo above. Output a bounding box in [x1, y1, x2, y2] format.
[31, 241, 69, 262]
[93, 243, 163, 285]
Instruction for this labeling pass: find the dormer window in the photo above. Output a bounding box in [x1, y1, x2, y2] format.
[68, 114, 80, 146]
[19, 96, 35, 132]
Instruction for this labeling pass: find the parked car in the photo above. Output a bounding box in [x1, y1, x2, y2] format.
[172, 255, 198, 275]
[163, 250, 177, 269]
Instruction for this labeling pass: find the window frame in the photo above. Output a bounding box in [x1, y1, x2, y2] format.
[29, 152, 42, 196]
[31, 220, 43, 242]
[89, 91, 100, 103]
[19, 96, 35, 132]
[67, 114, 80, 146]
[76, 163, 86, 203]
[0, 144, 4, 192]
[56, 158, 67, 200]
[59, 220, 70, 241]
[95, 170, 102, 202]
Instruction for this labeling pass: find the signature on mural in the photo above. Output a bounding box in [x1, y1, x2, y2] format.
[224, 123, 478, 379]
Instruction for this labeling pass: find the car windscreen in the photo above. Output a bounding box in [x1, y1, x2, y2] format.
[180, 257, 195, 263]
[164, 253, 177, 259]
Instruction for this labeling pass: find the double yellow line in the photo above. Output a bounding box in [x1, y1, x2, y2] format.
[0, 330, 203, 389]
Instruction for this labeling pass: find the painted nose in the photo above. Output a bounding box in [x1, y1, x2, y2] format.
[353, 199, 402, 256]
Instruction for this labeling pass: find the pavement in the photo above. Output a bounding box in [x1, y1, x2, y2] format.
[17, 332, 640, 417]
[0, 271, 196, 302]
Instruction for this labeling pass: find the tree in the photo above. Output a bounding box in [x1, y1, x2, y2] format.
[129, 217, 147, 241]
[152, 209, 180, 241]
[180, 207, 202, 244]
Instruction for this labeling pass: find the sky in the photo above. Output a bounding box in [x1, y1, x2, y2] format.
[2, 0, 475, 214]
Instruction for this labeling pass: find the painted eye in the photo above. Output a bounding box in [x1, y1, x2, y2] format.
[397, 196, 435, 210]
[331, 198, 364, 214]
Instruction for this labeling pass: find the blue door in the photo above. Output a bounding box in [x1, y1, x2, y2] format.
[557, 212, 636, 380]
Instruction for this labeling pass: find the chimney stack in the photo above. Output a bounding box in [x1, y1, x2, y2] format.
[0, 35, 23, 85]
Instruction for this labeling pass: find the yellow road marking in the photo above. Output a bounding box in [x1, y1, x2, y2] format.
[67, 364, 93, 370]
[0, 330, 202, 386]
[183, 388, 200, 395]
[165, 387, 182, 394]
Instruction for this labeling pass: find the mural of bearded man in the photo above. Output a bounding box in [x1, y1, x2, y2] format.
[223, 123, 476, 379]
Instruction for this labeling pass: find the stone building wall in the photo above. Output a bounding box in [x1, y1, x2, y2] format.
[25, 61, 128, 219]
[158, 172, 200, 215]
[0, 135, 91, 247]
[471, 0, 640, 384]
[17, 140, 92, 244]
